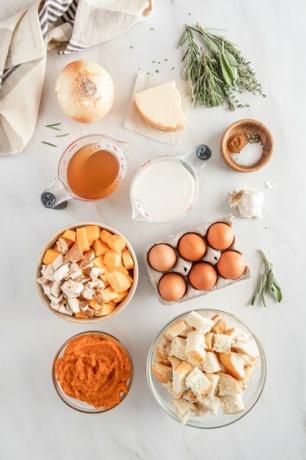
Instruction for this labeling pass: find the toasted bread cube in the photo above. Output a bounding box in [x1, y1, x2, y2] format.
[171, 398, 195, 424]
[221, 394, 245, 414]
[219, 352, 246, 381]
[218, 373, 242, 397]
[100, 229, 113, 243]
[185, 331, 206, 365]
[204, 332, 214, 350]
[93, 239, 108, 257]
[169, 337, 186, 361]
[76, 227, 90, 252]
[104, 271, 132, 293]
[61, 229, 76, 242]
[185, 367, 211, 400]
[86, 225, 100, 244]
[112, 291, 128, 303]
[213, 334, 233, 353]
[206, 374, 220, 398]
[104, 251, 122, 269]
[173, 361, 193, 395]
[114, 265, 129, 276]
[165, 320, 190, 341]
[43, 248, 60, 265]
[185, 311, 214, 333]
[95, 302, 116, 316]
[152, 362, 172, 383]
[106, 234, 126, 253]
[102, 287, 119, 302]
[92, 256, 105, 269]
[122, 248, 134, 270]
[202, 352, 222, 374]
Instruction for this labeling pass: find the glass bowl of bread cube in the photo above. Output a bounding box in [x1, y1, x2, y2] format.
[36, 223, 138, 322]
[147, 309, 266, 428]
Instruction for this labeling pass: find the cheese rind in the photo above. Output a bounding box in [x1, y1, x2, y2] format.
[134, 81, 187, 132]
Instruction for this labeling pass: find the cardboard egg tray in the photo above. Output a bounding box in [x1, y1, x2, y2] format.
[144, 216, 250, 305]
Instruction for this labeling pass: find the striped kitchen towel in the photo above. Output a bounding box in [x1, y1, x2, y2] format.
[0, 0, 153, 155]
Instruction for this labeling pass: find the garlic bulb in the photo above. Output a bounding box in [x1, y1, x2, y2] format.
[229, 188, 264, 219]
[55, 60, 114, 123]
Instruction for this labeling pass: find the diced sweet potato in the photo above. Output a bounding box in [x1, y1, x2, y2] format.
[104, 250, 122, 269]
[92, 256, 105, 269]
[89, 299, 103, 311]
[122, 248, 134, 270]
[86, 225, 100, 244]
[76, 227, 90, 252]
[114, 265, 129, 276]
[102, 287, 119, 302]
[100, 273, 110, 287]
[113, 291, 128, 303]
[43, 248, 60, 265]
[93, 239, 108, 257]
[95, 302, 116, 316]
[100, 229, 113, 243]
[104, 271, 132, 293]
[106, 234, 126, 253]
[61, 229, 76, 242]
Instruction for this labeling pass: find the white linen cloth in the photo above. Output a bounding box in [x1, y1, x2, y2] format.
[0, 0, 153, 155]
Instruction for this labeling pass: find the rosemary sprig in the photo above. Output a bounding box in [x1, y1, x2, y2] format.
[178, 24, 265, 110]
[250, 250, 282, 307]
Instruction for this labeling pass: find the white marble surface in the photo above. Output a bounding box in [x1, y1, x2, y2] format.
[0, 1, 305, 459]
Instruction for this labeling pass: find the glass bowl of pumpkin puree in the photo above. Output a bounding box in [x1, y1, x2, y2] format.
[52, 331, 133, 413]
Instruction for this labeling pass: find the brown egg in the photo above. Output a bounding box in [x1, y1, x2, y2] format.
[207, 222, 234, 250]
[217, 251, 245, 279]
[148, 244, 177, 272]
[188, 263, 217, 290]
[178, 233, 206, 262]
[158, 273, 187, 301]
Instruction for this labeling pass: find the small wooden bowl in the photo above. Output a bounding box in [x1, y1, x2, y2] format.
[220, 119, 273, 172]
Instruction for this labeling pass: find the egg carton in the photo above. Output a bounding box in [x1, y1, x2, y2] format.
[144, 215, 250, 305]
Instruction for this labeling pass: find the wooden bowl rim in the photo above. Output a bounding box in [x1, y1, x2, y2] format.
[220, 119, 273, 173]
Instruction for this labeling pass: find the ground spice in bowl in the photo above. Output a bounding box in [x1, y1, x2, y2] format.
[229, 128, 263, 167]
[53, 332, 133, 412]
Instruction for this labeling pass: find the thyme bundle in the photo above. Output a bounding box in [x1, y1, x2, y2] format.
[178, 24, 265, 110]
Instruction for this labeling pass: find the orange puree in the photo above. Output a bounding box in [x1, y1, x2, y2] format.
[55, 334, 132, 409]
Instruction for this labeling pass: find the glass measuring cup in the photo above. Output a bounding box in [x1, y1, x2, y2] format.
[41, 134, 127, 209]
[130, 144, 212, 223]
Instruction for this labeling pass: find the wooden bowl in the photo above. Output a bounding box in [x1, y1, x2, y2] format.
[36, 222, 138, 324]
[220, 119, 273, 172]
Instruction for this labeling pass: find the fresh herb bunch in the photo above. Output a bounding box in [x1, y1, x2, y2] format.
[178, 24, 265, 110]
[250, 250, 282, 307]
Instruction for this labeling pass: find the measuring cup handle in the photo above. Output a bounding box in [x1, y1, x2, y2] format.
[41, 179, 71, 209]
[181, 144, 212, 175]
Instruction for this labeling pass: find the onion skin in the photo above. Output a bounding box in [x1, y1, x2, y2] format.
[55, 60, 114, 123]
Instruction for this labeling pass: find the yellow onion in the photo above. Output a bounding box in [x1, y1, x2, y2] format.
[55, 60, 114, 123]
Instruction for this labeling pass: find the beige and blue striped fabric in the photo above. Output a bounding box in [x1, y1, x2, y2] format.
[0, 0, 152, 155]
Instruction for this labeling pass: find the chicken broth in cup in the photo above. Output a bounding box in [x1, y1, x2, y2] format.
[67, 145, 120, 200]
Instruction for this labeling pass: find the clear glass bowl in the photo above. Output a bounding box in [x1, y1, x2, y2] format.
[52, 331, 134, 413]
[146, 308, 266, 429]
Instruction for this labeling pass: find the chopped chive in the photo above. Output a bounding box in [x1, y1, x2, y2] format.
[46, 123, 61, 127]
[41, 141, 57, 147]
[155, 69, 159, 73]
[55, 133, 69, 137]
